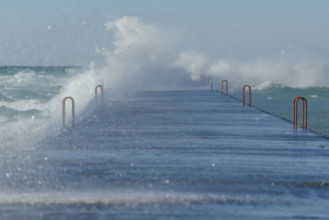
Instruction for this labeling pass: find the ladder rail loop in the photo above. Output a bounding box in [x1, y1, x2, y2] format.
[208, 77, 213, 91]
[95, 85, 104, 105]
[242, 85, 252, 106]
[221, 80, 228, 95]
[293, 96, 307, 129]
[62, 96, 75, 128]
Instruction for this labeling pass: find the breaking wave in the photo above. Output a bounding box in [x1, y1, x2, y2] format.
[0, 191, 285, 207]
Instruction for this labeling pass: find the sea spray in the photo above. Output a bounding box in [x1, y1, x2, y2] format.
[0, 67, 82, 150]
[0, 17, 195, 150]
[2, 16, 329, 150]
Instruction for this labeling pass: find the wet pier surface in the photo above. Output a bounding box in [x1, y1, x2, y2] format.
[1, 90, 329, 219]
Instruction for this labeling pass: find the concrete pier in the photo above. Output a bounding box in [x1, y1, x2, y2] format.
[3, 90, 329, 219]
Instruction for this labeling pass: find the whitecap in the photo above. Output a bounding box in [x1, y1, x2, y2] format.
[253, 81, 286, 91]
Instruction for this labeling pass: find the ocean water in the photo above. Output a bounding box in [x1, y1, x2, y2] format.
[229, 81, 329, 136]
[0, 65, 105, 151]
[1, 67, 329, 219]
[0, 66, 69, 141]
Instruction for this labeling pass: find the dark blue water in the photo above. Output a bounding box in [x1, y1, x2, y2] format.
[1, 90, 329, 219]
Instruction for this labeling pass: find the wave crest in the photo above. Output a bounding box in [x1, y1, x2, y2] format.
[0, 106, 41, 119]
[0, 191, 279, 206]
[253, 81, 287, 90]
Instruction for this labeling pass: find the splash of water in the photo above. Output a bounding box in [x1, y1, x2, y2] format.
[0, 17, 192, 150]
[1, 16, 329, 150]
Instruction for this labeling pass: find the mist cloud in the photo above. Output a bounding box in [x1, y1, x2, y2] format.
[208, 58, 329, 88]
[94, 16, 329, 89]
[172, 52, 208, 74]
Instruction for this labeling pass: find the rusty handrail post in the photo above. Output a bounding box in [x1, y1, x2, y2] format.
[242, 85, 251, 106]
[62, 97, 75, 128]
[208, 77, 213, 91]
[293, 96, 300, 128]
[293, 96, 307, 129]
[221, 80, 228, 95]
[95, 85, 104, 105]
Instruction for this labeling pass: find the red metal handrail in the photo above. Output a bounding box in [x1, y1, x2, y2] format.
[95, 85, 104, 105]
[293, 96, 307, 129]
[293, 96, 301, 128]
[242, 85, 251, 106]
[62, 97, 75, 128]
[221, 80, 228, 95]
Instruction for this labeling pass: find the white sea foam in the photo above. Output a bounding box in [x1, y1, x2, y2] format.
[0, 99, 43, 112]
[253, 81, 286, 91]
[0, 71, 67, 89]
[253, 81, 274, 90]
[0, 71, 92, 148]
[0, 190, 267, 206]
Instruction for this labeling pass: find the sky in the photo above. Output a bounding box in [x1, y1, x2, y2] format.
[1, 0, 329, 67]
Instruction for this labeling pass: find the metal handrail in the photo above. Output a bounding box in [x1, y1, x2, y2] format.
[95, 85, 104, 105]
[293, 96, 307, 128]
[62, 97, 75, 128]
[293, 96, 301, 128]
[200, 74, 205, 84]
[208, 77, 213, 91]
[221, 80, 228, 95]
[208, 77, 213, 84]
[242, 85, 251, 106]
